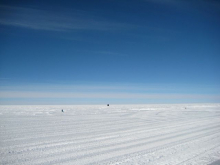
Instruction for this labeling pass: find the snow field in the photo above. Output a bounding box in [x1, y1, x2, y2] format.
[0, 104, 220, 165]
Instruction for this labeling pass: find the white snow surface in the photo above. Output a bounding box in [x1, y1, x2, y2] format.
[0, 104, 220, 165]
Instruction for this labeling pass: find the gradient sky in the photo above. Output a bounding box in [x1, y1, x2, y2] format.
[0, 0, 220, 104]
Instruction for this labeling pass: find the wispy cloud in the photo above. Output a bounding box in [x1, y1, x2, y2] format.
[1, 83, 219, 104]
[1, 91, 219, 100]
[1, 83, 219, 94]
[81, 50, 127, 57]
[144, 0, 220, 13]
[1, 83, 220, 104]
[0, 5, 132, 32]
[143, 0, 184, 6]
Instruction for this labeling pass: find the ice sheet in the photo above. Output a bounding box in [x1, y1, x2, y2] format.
[0, 104, 220, 165]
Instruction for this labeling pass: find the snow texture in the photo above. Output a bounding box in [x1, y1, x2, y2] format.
[0, 104, 220, 165]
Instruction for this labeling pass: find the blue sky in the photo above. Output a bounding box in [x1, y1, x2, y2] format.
[0, 0, 220, 104]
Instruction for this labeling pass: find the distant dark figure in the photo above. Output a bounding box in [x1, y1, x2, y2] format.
[61, 109, 64, 112]
[107, 104, 109, 106]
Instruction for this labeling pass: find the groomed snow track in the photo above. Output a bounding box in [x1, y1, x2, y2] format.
[0, 104, 220, 165]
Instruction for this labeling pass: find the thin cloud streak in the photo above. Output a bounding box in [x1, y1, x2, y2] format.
[143, 0, 185, 7]
[1, 91, 219, 100]
[1, 83, 219, 95]
[0, 83, 168, 91]
[0, 84, 188, 94]
[0, 5, 133, 32]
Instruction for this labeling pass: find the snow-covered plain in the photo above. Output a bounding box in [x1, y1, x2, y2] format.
[0, 104, 220, 165]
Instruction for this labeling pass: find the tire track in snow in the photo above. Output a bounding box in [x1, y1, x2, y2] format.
[1, 122, 219, 154]
[1, 117, 219, 155]
[5, 125, 219, 165]
[1, 104, 220, 165]
[1, 113, 218, 146]
[87, 132, 220, 165]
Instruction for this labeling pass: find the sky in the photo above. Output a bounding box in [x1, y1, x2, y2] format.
[0, 0, 220, 104]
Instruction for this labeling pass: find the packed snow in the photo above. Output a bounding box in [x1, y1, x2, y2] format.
[0, 104, 220, 165]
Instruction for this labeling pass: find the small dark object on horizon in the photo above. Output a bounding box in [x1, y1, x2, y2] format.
[61, 109, 64, 112]
[107, 104, 109, 106]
